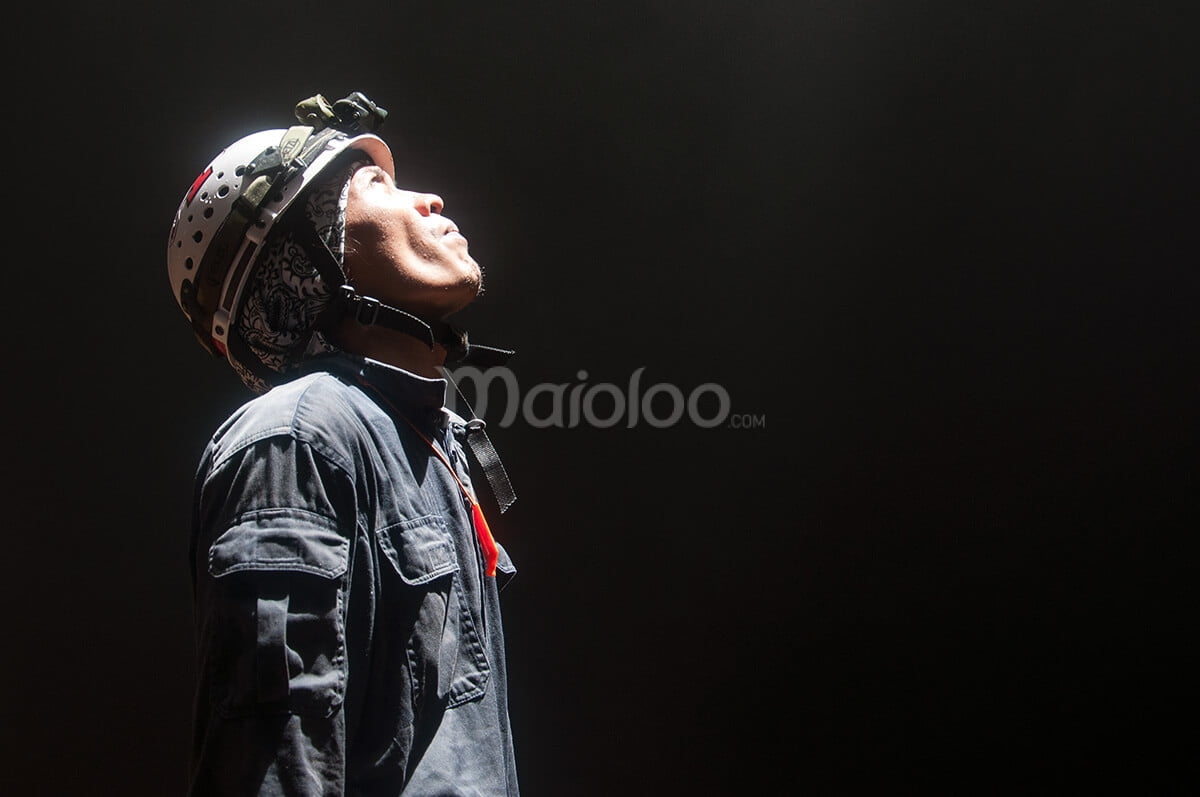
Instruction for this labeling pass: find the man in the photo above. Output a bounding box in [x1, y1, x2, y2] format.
[167, 92, 520, 796]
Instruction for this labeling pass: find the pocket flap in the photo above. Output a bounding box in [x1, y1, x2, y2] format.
[377, 514, 459, 585]
[209, 509, 348, 579]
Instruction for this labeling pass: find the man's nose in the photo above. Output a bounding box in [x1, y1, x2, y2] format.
[412, 193, 445, 216]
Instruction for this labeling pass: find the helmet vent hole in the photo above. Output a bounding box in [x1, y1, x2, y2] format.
[235, 165, 246, 176]
[214, 325, 224, 335]
[192, 230, 203, 243]
[216, 171, 224, 179]
[271, 191, 284, 203]
[204, 207, 214, 219]
[217, 185, 230, 198]
[184, 257, 194, 270]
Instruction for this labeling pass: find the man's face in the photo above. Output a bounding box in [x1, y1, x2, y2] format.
[342, 164, 482, 320]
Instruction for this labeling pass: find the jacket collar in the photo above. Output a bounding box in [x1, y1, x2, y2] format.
[300, 352, 447, 414]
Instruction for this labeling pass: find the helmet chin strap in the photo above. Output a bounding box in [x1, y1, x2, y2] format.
[334, 284, 460, 351]
[298, 218, 514, 368]
[334, 284, 513, 367]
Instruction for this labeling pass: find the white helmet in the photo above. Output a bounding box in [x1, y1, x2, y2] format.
[166, 93, 393, 366]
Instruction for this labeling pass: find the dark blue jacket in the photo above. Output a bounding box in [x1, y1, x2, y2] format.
[188, 354, 519, 795]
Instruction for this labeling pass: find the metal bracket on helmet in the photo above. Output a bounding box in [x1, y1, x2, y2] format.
[294, 92, 388, 135]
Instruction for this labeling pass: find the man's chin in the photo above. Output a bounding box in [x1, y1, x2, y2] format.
[434, 281, 482, 320]
[463, 262, 484, 297]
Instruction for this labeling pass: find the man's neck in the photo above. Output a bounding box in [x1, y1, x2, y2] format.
[333, 320, 448, 379]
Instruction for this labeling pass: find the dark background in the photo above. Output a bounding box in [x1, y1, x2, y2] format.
[5, 1, 1198, 794]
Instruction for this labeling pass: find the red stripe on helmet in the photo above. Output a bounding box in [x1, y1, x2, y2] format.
[186, 166, 213, 206]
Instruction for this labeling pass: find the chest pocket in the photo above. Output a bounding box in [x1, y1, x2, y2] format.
[377, 514, 491, 709]
[206, 508, 349, 719]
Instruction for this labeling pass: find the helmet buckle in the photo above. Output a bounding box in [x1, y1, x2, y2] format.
[354, 294, 381, 326]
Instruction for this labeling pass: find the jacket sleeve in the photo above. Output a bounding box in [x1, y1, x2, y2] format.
[188, 432, 357, 797]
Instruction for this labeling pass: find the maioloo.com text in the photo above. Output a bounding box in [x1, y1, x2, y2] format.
[442, 366, 764, 430]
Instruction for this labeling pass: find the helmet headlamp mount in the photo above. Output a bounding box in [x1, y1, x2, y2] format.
[295, 91, 388, 134]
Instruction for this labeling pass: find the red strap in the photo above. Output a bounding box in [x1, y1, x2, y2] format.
[471, 502, 500, 578]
